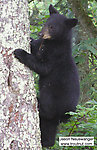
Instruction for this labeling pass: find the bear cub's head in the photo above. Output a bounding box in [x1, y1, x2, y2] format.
[39, 4, 78, 41]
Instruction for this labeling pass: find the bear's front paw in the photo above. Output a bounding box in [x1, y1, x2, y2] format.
[30, 37, 34, 42]
[14, 49, 27, 64]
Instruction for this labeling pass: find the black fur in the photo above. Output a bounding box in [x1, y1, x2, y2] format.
[14, 4, 80, 147]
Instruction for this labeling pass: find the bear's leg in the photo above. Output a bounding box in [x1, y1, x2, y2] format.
[60, 114, 71, 123]
[30, 38, 42, 54]
[14, 49, 52, 75]
[40, 117, 59, 147]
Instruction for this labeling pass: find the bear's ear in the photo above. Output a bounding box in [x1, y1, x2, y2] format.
[65, 18, 78, 28]
[49, 4, 59, 16]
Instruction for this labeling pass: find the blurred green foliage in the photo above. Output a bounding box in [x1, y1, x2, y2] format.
[28, 0, 97, 149]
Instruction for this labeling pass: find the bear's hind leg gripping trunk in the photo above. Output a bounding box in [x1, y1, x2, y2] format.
[40, 117, 59, 147]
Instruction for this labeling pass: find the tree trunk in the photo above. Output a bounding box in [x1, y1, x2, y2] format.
[67, 0, 97, 38]
[0, 0, 42, 149]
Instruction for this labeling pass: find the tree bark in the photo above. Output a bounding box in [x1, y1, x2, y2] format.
[67, 0, 97, 38]
[0, 0, 42, 149]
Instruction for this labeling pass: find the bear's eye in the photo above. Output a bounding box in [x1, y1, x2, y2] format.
[49, 25, 53, 29]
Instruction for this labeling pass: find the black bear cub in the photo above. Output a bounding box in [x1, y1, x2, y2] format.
[14, 4, 80, 147]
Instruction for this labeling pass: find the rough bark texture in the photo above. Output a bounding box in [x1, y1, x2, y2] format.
[67, 0, 97, 38]
[0, 0, 42, 149]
